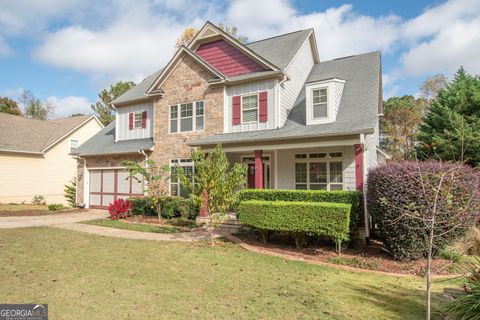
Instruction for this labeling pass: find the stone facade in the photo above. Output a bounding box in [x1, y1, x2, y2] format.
[149, 53, 224, 166]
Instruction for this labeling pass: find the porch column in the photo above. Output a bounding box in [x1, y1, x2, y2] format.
[354, 144, 364, 191]
[254, 150, 263, 189]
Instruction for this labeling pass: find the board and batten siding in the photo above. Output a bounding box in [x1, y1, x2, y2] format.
[279, 36, 315, 126]
[115, 101, 154, 141]
[275, 146, 356, 191]
[225, 79, 277, 133]
[0, 118, 102, 205]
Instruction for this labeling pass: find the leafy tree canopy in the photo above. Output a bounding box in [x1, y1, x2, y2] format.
[417, 67, 480, 167]
[20, 89, 54, 120]
[380, 95, 426, 160]
[0, 97, 22, 116]
[91, 81, 135, 125]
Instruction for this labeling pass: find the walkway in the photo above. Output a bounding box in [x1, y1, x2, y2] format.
[0, 210, 108, 228]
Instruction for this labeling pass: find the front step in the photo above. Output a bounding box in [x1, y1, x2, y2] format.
[196, 213, 245, 234]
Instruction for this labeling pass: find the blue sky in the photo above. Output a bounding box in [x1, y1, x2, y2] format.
[0, 0, 479, 117]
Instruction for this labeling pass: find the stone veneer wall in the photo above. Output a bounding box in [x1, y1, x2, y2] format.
[150, 53, 224, 167]
[76, 154, 145, 205]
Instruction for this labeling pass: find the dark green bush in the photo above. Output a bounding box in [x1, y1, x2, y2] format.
[237, 200, 350, 248]
[48, 203, 64, 211]
[128, 196, 199, 220]
[238, 189, 361, 232]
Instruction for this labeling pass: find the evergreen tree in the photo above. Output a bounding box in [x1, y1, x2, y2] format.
[417, 67, 480, 167]
[91, 81, 135, 125]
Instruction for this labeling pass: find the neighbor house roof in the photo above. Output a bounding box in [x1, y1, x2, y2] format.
[0, 114, 100, 154]
[71, 122, 154, 156]
[189, 51, 381, 146]
[111, 27, 316, 106]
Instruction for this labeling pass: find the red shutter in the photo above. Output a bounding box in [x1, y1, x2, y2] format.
[141, 111, 147, 128]
[259, 91, 268, 122]
[232, 95, 241, 125]
[128, 113, 133, 130]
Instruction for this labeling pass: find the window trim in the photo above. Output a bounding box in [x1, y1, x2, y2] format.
[305, 78, 345, 126]
[312, 87, 328, 120]
[294, 152, 344, 191]
[70, 139, 79, 149]
[169, 100, 205, 134]
[132, 111, 145, 129]
[169, 158, 195, 197]
[240, 93, 259, 124]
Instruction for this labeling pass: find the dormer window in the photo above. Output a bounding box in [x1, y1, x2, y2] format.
[134, 112, 143, 128]
[241, 94, 258, 123]
[312, 88, 328, 119]
[305, 78, 346, 125]
[128, 111, 146, 130]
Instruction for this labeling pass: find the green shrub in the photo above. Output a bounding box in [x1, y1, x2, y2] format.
[446, 257, 480, 319]
[237, 200, 350, 249]
[64, 178, 76, 207]
[128, 196, 199, 220]
[48, 203, 64, 211]
[436, 246, 464, 263]
[238, 189, 361, 233]
[32, 195, 45, 205]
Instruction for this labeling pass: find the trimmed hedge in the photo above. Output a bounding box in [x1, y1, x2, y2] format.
[128, 196, 199, 220]
[237, 200, 351, 245]
[367, 161, 480, 261]
[238, 189, 361, 232]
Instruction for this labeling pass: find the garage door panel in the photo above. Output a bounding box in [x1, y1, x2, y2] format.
[90, 194, 101, 206]
[132, 174, 144, 194]
[103, 195, 114, 206]
[90, 171, 101, 193]
[103, 171, 115, 193]
[117, 171, 130, 193]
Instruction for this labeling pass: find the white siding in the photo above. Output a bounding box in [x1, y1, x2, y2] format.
[275, 146, 356, 191]
[225, 80, 276, 133]
[115, 101, 154, 141]
[279, 37, 315, 127]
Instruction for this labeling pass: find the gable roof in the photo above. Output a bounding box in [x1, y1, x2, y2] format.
[189, 51, 381, 146]
[71, 121, 154, 156]
[112, 69, 163, 105]
[246, 29, 317, 70]
[0, 114, 101, 154]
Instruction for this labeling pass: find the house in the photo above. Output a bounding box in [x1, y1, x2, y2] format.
[0, 113, 103, 205]
[73, 21, 387, 240]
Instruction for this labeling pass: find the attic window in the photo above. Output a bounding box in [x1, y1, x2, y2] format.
[312, 88, 328, 118]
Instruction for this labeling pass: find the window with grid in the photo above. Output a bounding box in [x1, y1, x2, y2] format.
[134, 112, 143, 128]
[170, 159, 194, 197]
[312, 88, 328, 119]
[170, 100, 205, 133]
[294, 152, 343, 191]
[241, 94, 258, 123]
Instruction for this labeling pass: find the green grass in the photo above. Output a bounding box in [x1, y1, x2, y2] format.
[0, 204, 48, 211]
[327, 256, 380, 270]
[83, 218, 181, 233]
[0, 227, 457, 319]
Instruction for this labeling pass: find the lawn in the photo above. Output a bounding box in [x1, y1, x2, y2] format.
[0, 204, 47, 212]
[0, 227, 455, 319]
[84, 218, 182, 233]
[0, 204, 79, 216]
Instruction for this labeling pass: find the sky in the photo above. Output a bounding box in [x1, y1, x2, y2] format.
[0, 0, 479, 118]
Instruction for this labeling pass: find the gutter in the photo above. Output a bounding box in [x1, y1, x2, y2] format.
[0, 148, 44, 155]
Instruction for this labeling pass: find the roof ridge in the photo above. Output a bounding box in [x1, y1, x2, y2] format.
[246, 29, 312, 45]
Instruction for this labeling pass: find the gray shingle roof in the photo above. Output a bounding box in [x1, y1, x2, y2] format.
[246, 29, 313, 70]
[111, 69, 163, 105]
[189, 51, 381, 146]
[0, 114, 95, 153]
[72, 121, 153, 156]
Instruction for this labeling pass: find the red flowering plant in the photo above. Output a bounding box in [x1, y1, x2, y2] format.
[108, 199, 132, 220]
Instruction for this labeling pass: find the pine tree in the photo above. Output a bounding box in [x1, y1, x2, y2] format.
[417, 67, 480, 167]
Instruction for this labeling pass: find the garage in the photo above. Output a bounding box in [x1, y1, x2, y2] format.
[89, 169, 143, 209]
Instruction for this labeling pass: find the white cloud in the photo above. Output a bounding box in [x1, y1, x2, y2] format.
[0, 35, 13, 57]
[46, 95, 93, 117]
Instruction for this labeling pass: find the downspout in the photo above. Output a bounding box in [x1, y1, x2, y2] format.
[359, 133, 370, 241]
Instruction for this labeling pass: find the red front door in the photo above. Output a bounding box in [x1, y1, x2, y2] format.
[247, 163, 265, 188]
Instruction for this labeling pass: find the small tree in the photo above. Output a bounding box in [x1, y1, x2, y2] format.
[64, 178, 76, 207]
[121, 159, 170, 221]
[91, 81, 135, 125]
[20, 90, 54, 120]
[371, 161, 480, 319]
[177, 144, 247, 245]
[0, 97, 22, 115]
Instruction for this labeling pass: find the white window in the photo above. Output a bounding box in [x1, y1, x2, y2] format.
[70, 140, 78, 149]
[170, 100, 204, 133]
[294, 152, 343, 191]
[170, 158, 194, 197]
[241, 94, 258, 123]
[134, 112, 143, 129]
[312, 88, 328, 118]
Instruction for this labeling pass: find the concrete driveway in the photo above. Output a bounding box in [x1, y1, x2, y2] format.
[0, 210, 108, 229]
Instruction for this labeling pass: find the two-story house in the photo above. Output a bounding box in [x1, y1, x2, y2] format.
[73, 21, 389, 240]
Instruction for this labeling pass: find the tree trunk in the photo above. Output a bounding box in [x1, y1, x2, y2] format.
[426, 217, 435, 320]
[208, 212, 215, 246]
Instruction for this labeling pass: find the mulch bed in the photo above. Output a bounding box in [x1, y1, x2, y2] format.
[0, 208, 88, 217]
[236, 232, 457, 276]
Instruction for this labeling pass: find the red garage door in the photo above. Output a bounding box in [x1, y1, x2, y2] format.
[89, 169, 143, 209]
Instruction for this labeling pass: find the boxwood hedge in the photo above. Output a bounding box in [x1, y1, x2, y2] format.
[238, 189, 361, 232]
[237, 200, 351, 247]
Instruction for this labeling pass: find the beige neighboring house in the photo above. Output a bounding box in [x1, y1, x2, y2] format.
[0, 113, 103, 205]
